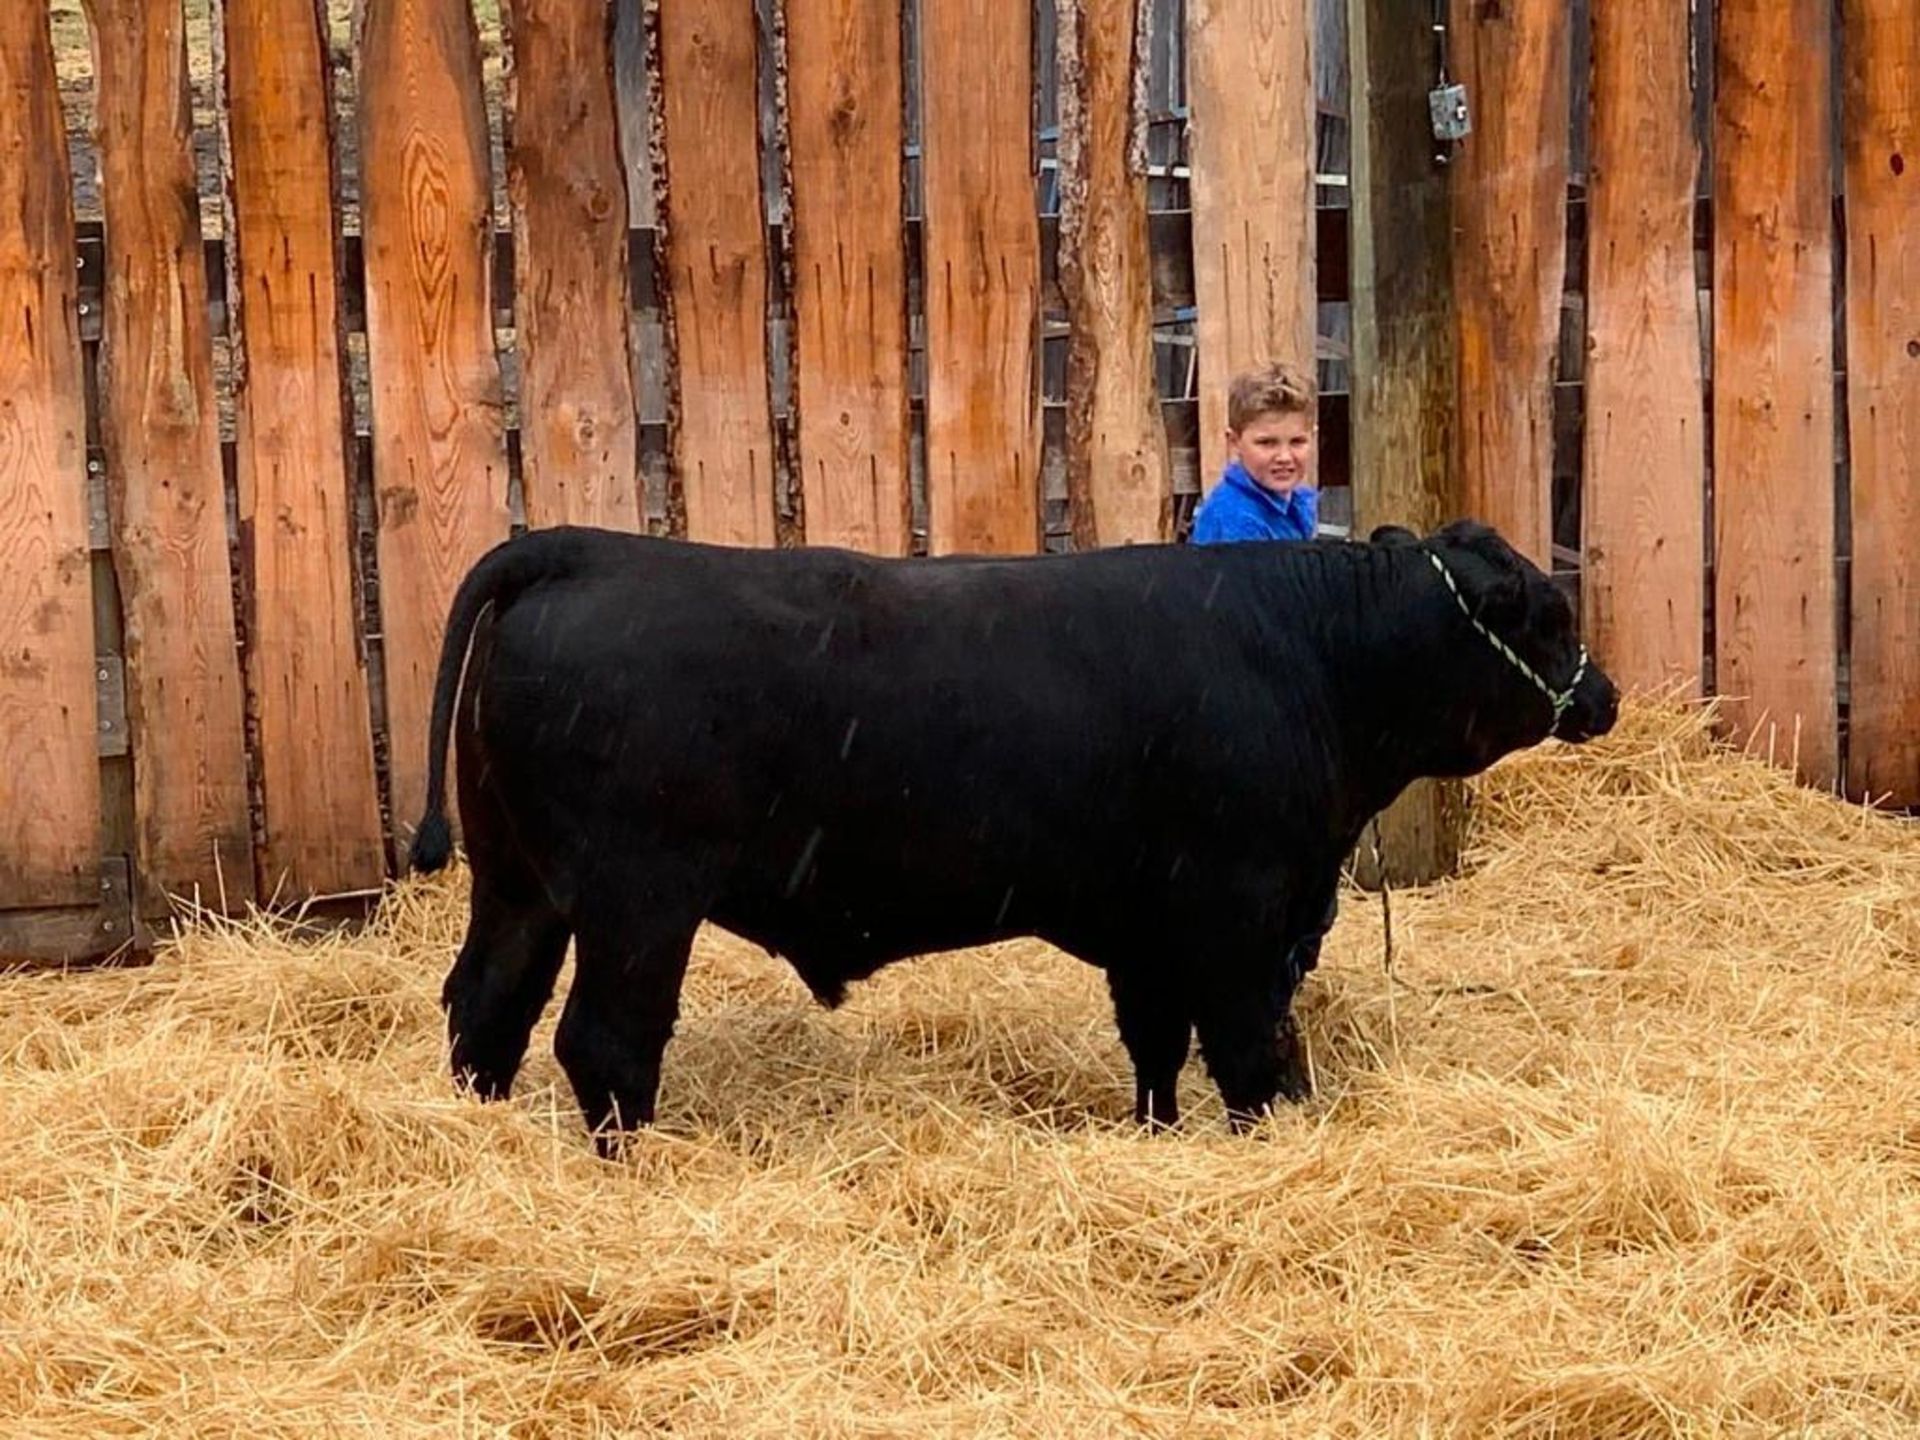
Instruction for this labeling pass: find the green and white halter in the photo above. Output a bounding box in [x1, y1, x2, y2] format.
[1425, 550, 1589, 724]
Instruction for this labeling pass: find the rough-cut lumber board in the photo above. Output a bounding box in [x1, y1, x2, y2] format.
[1447, 0, 1568, 567]
[504, 0, 639, 530]
[920, 0, 1042, 555]
[1713, 0, 1837, 789]
[1057, 0, 1170, 547]
[0, 0, 103, 909]
[359, 0, 512, 838]
[1186, 0, 1314, 487]
[219, 0, 386, 896]
[1582, 0, 1704, 697]
[1842, 0, 1920, 805]
[655, 0, 778, 547]
[82, 0, 253, 913]
[783, 0, 910, 555]
[1344, 0, 1462, 887]
[0, 859, 135, 968]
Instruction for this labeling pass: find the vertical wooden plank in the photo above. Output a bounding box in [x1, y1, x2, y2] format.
[1057, 0, 1170, 547]
[1186, 0, 1314, 483]
[655, 0, 778, 548]
[1713, 0, 1837, 788]
[83, 0, 253, 913]
[220, 0, 386, 896]
[1346, 0, 1463, 886]
[1447, 0, 1568, 567]
[0, 0, 100, 908]
[1842, 0, 1920, 805]
[921, 0, 1042, 555]
[360, 0, 512, 837]
[505, 0, 639, 531]
[783, 0, 910, 556]
[1582, 0, 1704, 695]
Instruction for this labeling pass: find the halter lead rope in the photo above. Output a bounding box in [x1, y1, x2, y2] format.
[1425, 550, 1588, 723]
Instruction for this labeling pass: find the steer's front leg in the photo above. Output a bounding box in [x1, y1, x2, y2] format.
[1105, 965, 1192, 1130]
[1272, 1005, 1312, 1108]
[1194, 965, 1312, 1132]
[1269, 883, 1341, 1021]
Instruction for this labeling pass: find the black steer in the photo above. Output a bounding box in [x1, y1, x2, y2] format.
[409, 518, 1617, 1147]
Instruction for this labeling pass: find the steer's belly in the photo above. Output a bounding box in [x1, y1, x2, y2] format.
[709, 821, 1093, 998]
[714, 858, 1031, 959]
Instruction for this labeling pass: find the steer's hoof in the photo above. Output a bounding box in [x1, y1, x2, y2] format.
[579, 1095, 657, 1161]
[451, 1062, 515, 1103]
[1224, 1102, 1279, 1135]
[1274, 1063, 1314, 1106]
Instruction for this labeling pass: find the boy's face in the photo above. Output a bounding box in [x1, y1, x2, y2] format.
[1227, 408, 1315, 497]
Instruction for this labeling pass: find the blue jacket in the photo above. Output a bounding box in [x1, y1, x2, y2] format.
[1189, 461, 1318, 545]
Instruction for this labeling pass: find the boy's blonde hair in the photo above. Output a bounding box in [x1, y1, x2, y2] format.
[1226, 360, 1317, 432]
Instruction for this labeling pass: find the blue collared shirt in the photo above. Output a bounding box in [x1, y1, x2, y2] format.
[1189, 460, 1319, 545]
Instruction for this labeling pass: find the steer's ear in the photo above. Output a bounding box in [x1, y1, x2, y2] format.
[1369, 524, 1420, 547]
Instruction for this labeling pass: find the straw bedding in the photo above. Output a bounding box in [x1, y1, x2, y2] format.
[4, 698, 1918, 1437]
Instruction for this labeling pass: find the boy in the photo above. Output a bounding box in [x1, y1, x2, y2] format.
[1189, 360, 1320, 545]
[1189, 358, 1337, 1001]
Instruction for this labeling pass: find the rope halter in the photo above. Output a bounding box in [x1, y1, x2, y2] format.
[1426, 550, 1589, 724]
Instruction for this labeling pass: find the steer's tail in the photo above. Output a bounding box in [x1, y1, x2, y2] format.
[408, 529, 580, 873]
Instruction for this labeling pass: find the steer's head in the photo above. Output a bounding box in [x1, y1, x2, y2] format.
[1370, 519, 1619, 768]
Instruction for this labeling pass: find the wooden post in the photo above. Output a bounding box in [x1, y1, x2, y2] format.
[1583, 0, 1705, 699]
[504, 0, 640, 532]
[1447, 0, 1568, 568]
[360, 0, 513, 838]
[920, 0, 1042, 555]
[1713, 0, 1838, 789]
[1841, 0, 1920, 805]
[1345, 0, 1465, 885]
[656, 0, 779, 548]
[1057, 0, 1170, 548]
[1186, 0, 1315, 481]
[83, 0, 254, 914]
[218, 0, 386, 898]
[783, 0, 910, 555]
[0, 0, 101, 909]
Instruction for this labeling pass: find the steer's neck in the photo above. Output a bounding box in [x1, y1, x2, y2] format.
[1250, 540, 1475, 830]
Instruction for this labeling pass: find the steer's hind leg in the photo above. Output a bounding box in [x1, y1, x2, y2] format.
[554, 872, 709, 1155]
[1105, 966, 1192, 1129]
[441, 868, 571, 1101]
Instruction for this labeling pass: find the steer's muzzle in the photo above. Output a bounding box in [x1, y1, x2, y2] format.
[1552, 662, 1620, 744]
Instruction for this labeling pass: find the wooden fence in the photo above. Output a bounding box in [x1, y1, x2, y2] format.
[1, 0, 1915, 964]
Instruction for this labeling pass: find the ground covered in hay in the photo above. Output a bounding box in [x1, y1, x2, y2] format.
[4, 701, 1919, 1437]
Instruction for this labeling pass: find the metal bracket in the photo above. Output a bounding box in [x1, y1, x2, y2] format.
[0, 858, 135, 967]
[95, 655, 128, 758]
[86, 448, 110, 551]
[1430, 82, 1471, 152]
